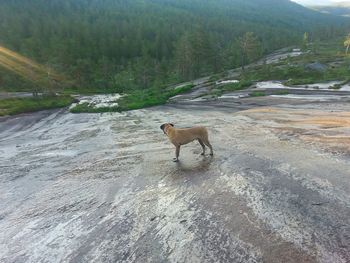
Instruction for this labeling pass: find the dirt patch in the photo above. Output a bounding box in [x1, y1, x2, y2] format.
[241, 107, 350, 155]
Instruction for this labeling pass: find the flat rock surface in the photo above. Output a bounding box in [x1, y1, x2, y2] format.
[0, 97, 350, 263]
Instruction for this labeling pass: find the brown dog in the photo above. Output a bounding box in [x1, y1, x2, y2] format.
[160, 123, 213, 162]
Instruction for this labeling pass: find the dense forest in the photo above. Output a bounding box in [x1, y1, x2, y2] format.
[0, 0, 349, 93]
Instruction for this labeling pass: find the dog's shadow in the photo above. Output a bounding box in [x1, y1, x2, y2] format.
[169, 155, 214, 179]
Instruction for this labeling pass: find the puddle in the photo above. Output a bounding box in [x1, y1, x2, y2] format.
[216, 80, 239, 85]
[219, 93, 249, 99]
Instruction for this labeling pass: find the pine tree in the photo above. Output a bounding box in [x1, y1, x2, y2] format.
[175, 33, 194, 80]
[239, 32, 261, 71]
[302, 32, 309, 51]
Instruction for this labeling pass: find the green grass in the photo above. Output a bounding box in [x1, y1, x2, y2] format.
[273, 90, 290, 95]
[208, 79, 253, 97]
[0, 95, 75, 116]
[220, 79, 254, 91]
[250, 91, 266, 97]
[70, 84, 195, 113]
[118, 84, 194, 111]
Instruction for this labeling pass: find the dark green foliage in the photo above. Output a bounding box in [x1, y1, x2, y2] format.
[0, 0, 348, 93]
[0, 95, 74, 116]
[250, 91, 266, 97]
[239, 32, 262, 70]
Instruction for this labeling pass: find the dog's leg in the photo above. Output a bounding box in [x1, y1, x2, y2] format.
[203, 139, 213, 156]
[173, 145, 180, 162]
[198, 139, 206, 155]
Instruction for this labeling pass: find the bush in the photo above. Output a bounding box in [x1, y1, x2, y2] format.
[0, 95, 74, 116]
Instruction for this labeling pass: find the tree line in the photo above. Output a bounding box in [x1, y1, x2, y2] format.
[0, 0, 349, 93]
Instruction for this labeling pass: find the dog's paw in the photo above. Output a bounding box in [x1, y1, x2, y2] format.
[173, 158, 179, 162]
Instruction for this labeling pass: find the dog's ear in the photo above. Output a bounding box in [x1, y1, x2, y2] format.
[170, 123, 174, 127]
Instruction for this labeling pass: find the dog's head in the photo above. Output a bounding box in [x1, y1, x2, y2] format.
[160, 123, 174, 134]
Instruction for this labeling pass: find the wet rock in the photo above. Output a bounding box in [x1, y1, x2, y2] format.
[1, 98, 350, 263]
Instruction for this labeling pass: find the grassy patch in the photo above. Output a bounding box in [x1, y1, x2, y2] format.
[250, 91, 266, 97]
[0, 95, 74, 116]
[220, 79, 253, 91]
[273, 90, 290, 95]
[118, 84, 194, 111]
[70, 84, 195, 113]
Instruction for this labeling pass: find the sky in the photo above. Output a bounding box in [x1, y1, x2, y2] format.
[291, 0, 349, 6]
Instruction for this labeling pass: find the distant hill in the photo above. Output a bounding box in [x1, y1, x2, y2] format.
[0, 0, 349, 92]
[311, 2, 350, 17]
